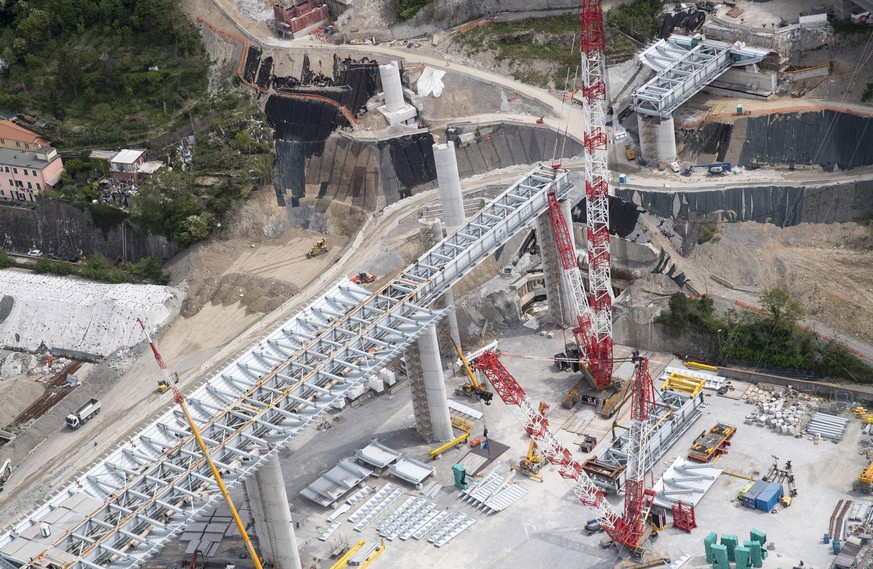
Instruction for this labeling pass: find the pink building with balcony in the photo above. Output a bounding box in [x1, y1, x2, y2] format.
[0, 120, 50, 152]
[0, 146, 64, 202]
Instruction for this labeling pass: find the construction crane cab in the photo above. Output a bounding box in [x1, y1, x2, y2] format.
[307, 238, 329, 258]
[450, 335, 493, 404]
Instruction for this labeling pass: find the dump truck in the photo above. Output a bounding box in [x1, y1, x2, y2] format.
[66, 398, 101, 429]
[306, 239, 328, 258]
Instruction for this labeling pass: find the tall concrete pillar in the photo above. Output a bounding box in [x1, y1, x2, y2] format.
[536, 211, 566, 326]
[655, 116, 677, 164]
[245, 455, 300, 569]
[558, 198, 578, 325]
[431, 219, 460, 348]
[418, 324, 453, 441]
[433, 142, 465, 233]
[379, 61, 405, 113]
[433, 142, 465, 346]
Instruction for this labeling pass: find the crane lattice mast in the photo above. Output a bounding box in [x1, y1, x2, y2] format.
[579, 0, 614, 387]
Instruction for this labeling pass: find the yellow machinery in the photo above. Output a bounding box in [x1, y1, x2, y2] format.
[173, 387, 264, 569]
[330, 540, 366, 569]
[430, 416, 473, 460]
[512, 437, 544, 482]
[624, 145, 636, 160]
[511, 402, 546, 481]
[450, 335, 493, 404]
[329, 538, 385, 569]
[853, 407, 873, 424]
[661, 373, 706, 399]
[687, 423, 736, 463]
[306, 238, 329, 258]
[855, 461, 873, 493]
[684, 361, 718, 372]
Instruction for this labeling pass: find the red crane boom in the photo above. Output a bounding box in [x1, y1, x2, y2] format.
[475, 351, 654, 548]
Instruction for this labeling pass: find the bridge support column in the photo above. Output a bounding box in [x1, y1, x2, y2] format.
[537, 211, 574, 327]
[379, 61, 405, 112]
[407, 324, 453, 442]
[245, 455, 301, 569]
[638, 114, 677, 166]
[655, 116, 677, 164]
[433, 142, 465, 347]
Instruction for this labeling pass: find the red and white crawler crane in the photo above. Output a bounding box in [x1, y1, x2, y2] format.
[474, 350, 656, 548]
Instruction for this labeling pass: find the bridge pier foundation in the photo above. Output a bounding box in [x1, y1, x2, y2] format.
[245, 454, 301, 569]
[637, 114, 677, 166]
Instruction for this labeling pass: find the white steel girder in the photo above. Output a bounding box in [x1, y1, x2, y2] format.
[633, 35, 770, 119]
[0, 166, 572, 569]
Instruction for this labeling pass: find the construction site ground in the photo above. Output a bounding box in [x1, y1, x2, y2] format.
[143, 330, 864, 569]
[1, 1, 873, 566]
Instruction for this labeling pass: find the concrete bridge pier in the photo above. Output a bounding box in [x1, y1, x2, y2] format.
[245, 454, 301, 569]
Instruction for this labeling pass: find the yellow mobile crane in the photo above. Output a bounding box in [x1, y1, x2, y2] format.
[173, 387, 264, 569]
[450, 335, 493, 404]
[137, 320, 264, 569]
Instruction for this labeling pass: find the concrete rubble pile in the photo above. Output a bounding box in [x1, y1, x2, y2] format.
[743, 384, 817, 438]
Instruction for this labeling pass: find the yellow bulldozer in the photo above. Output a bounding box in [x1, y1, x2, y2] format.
[306, 238, 329, 258]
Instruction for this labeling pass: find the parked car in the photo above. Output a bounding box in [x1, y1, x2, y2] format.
[27, 249, 42, 257]
[47, 252, 61, 261]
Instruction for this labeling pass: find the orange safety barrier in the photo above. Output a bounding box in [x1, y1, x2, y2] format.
[196, 17, 360, 128]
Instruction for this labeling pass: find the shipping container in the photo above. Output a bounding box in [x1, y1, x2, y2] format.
[754, 483, 784, 512]
[740, 480, 768, 509]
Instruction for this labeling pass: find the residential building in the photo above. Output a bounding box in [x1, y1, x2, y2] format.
[0, 119, 50, 151]
[109, 149, 147, 183]
[0, 147, 64, 202]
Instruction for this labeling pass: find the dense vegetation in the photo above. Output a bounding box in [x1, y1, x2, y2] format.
[0, 249, 169, 284]
[46, 95, 272, 247]
[395, 0, 431, 21]
[0, 0, 208, 148]
[128, 98, 273, 247]
[606, 0, 664, 41]
[655, 290, 873, 384]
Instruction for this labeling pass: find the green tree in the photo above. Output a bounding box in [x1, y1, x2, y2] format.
[0, 249, 16, 269]
[175, 213, 212, 246]
[760, 288, 804, 324]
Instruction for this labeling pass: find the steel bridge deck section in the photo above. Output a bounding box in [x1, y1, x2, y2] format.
[0, 166, 571, 569]
[632, 34, 770, 119]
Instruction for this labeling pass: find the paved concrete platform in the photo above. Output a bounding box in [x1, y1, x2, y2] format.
[145, 326, 863, 569]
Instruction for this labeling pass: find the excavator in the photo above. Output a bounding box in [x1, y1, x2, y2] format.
[450, 335, 493, 404]
[306, 238, 329, 258]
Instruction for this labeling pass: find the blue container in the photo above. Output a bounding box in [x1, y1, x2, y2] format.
[824, 533, 831, 544]
[741, 481, 768, 509]
[755, 483, 783, 512]
[618, 174, 627, 184]
[833, 538, 842, 554]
